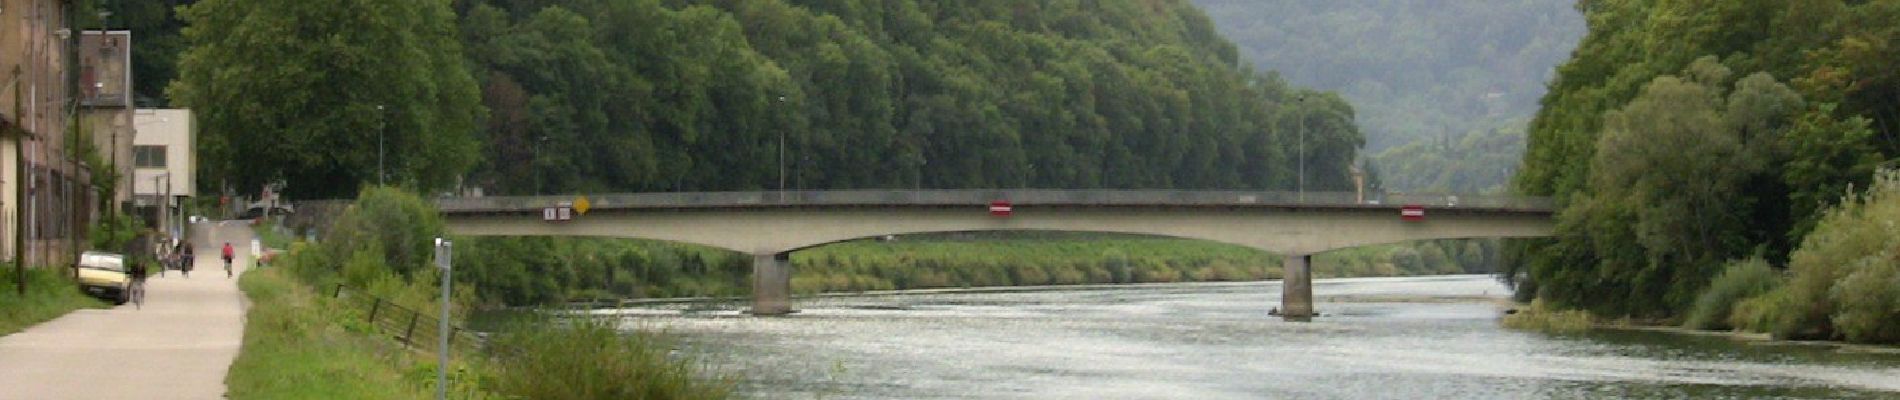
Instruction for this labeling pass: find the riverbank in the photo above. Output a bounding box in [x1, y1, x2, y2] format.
[226, 266, 452, 399]
[0, 267, 109, 337]
[1499, 299, 1900, 355]
[231, 187, 735, 399]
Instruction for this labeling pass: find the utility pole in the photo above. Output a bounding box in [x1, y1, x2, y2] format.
[434, 238, 453, 400]
[776, 96, 786, 195]
[12, 68, 26, 295]
[1297, 95, 1306, 202]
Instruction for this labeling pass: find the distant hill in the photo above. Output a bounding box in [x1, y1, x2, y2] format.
[1192, 0, 1585, 192]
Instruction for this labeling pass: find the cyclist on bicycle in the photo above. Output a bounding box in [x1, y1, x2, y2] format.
[180, 242, 194, 278]
[222, 242, 235, 278]
[127, 256, 148, 308]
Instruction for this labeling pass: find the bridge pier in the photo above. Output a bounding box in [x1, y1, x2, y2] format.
[1281, 254, 1313, 321]
[751, 252, 794, 315]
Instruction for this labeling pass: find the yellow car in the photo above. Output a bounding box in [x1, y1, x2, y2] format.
[74, 251, 130, 304]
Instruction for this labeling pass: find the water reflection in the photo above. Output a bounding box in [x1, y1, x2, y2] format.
[570, 275, 1900, 399]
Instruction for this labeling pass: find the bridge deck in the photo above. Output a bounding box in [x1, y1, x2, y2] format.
[434, 190, 1554, 214]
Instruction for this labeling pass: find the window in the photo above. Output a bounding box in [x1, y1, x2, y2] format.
[134, 145, 167, 168]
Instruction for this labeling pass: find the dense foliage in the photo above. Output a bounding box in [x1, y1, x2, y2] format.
[1193, 0, 1585, 192]
[458, 0, 1362, 194]
[1512, 0, 1899, 321]
[1732, 170, 1900, 343]
[170, 0, 483, 198]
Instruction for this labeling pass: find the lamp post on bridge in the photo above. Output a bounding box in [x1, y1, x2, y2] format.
[776, 96, 787, 195]
[1297, 95, 1306, 203]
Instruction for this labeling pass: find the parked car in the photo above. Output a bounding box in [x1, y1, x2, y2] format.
[74, 251, 130, 304]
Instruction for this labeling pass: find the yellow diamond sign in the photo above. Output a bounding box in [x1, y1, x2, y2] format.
[573, 196, 591, 215]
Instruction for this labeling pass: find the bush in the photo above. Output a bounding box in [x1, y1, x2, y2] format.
[322, 186, 447, 280]
[88, 214, 144, 253]
[1829, 253, 1900, 343]
[1736, 169, 1900, 343]
[1682, 257, 1781, 330]
[487, 317, 732, 400]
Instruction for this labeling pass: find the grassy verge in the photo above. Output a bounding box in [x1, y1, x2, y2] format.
[0, 266, 110, 336]
[1501, 299, 1595, 335]
[226, 267, 467, 399]
[236, 187, 737, 399]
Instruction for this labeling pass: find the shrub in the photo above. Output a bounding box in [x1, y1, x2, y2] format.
[1737, 169, 1900, 343]
[1829, 253, 1900, 343]
[1501, 299, 1594, 334]
[1682, 257, 1781, 330]
[322, 186, 446, 280]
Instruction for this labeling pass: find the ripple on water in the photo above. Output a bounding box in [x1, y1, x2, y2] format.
[602, 276, 1900, 399]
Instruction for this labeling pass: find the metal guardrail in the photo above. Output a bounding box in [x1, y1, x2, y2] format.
[434, 190, 1555, 213]
[331, 284, 484, 354]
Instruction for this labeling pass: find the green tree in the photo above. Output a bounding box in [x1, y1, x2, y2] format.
[171, 0, 483, 198]
[1531, 59, 1801, 317]
[1512, 0, 1899, 322]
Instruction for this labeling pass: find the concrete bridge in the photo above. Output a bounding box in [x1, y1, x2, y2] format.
[436, 190, 1556, 319]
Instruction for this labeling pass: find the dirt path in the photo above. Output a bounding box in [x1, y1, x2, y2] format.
[0, 221, 256, 399]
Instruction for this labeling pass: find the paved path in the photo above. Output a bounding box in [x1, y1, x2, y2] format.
[0, 221, 256, 399]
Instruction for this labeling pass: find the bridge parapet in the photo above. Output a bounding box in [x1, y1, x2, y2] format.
[434, 190, 1553, 214]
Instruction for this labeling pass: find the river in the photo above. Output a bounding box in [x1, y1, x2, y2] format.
[584, 275, 1900, 399]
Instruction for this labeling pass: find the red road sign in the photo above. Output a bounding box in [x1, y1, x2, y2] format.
[1401, 204, 1425, 221]
[989, 200, 1013, 217]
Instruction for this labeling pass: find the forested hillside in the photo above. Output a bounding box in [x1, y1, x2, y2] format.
[160, 0, 1366, 198]
[1511, 0, 1899, 339]
[457, 0, 1361, 195]
[1192, 0, 1584, 192]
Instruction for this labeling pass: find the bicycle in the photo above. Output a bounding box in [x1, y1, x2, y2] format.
[128, 278, 146, 309]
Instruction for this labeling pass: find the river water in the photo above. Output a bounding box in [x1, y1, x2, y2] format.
[592, 275, 1900, 399]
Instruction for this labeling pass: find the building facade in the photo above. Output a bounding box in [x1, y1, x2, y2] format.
[132, 108, 190, 239]
[2, 0, 102, 268]
[80, 30, 132, 211]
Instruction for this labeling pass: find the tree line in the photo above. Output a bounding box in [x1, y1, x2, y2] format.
[159, 0, 1366, 198]
[1511, 0, 1899, 343]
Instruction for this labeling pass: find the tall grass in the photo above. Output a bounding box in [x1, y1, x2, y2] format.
[1501, 299, 1594, 334]
[486, 317, 733, 400]
[226, 267, 478, 399]
[0, 266, 109, 336]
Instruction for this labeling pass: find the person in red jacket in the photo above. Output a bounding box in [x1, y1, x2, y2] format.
[221, 242, 235, 278]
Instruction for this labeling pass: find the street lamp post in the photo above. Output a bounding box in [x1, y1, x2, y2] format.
[1297, 95, 1306, 202]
